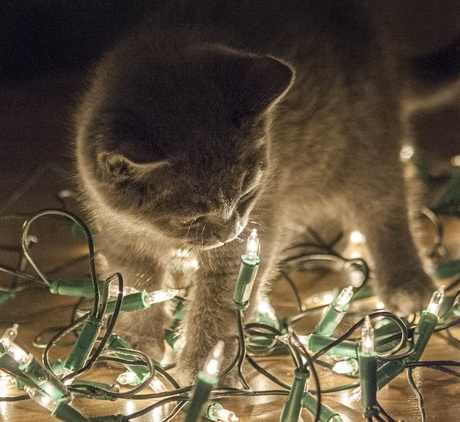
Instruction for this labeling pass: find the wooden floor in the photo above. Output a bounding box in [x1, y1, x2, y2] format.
[0, 74, 459, 422]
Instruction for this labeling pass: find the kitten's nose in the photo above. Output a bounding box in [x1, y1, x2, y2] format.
[211, 214, 244, 243]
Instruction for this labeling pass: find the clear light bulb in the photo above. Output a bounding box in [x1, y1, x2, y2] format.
[257, 296, 279, 327]
[149, 376, 167, 392]
[334, 286, 353, 311]
[144, 288, 181, 306]
[400, 145, 415, 162]
[361, 316, 374, 355]
[297, 335, 309, 346]
[0, 372, 15, 391]
[117, 371, 167, 392]
[348, 386, 361, 403]
[2, 341, 32, 366]
[350, 231, 365, 244]
[426, 285, 445, 316]
[24, 385, 58, 412]
[0, 324, 19, 346]
[117, 371, 138, 386]
[245, 229, 260, 261]
[209, 406, 239, 422]
[203, 341, 225, 377]
[108, 284, 139, 297]
[332, 358, 359, 375]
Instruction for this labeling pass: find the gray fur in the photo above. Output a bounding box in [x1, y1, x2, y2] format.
[75, 0, 434, 385]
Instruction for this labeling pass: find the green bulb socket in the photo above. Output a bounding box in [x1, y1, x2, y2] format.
[359, 354, 378, 414]
[315, 303, 348, 337]
[408, 310, 438, 362]
[105, 291, 149, 314]
[351, 284, 373, 301]
[53, 401, 91, 422]
[233, 256, 260, 310]
[374, 317, 409, 337]
[204, 402, 223, 421]
[64, 315, 103, 373]
[280, 369, 309, 422]
[376, 359, 405, 390]
[307, 334, 358, 358]
[184, 373, 216, 422]
[49, 278, 105, 298]
[302, 392, 343, 421]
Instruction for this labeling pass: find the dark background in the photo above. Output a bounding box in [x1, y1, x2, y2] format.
[0, 1, 459, 176]
[1, 0, 460, 80]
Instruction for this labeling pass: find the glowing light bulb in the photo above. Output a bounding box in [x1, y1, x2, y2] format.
[257, 296, 279, 328]
[334, 286, 353, 311]
[348, 386, 361, 403]
[375, 300, 385, 310]
[297, 335, 309, 346]
[144, 288, 181, 306]
[361, 316, 374, 355]
[209, 405, 239, 422]
[149, 376, 168, 392]
[0, 372, 15, 392]
[169, 249, 200, 273]
[400, 145, 414, 162]
[24, 385, 58, 412]
[2, 341, 32, 366]
[348, 269, 365, 287]
[332, 358, 359, 376]
[304, 290, 336, 307]
[350, 231, 365, 244]
[451, 155, 460, 167]
[117, 371, 167, 392]
[204, 341, 224, 377]
[245, 229, 260, 262]
[426, 285, 445, 316]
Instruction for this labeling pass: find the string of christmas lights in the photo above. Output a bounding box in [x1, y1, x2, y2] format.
[0, 205, 458, 421]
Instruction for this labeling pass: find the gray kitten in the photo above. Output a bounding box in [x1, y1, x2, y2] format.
[75, 0, 435, 385]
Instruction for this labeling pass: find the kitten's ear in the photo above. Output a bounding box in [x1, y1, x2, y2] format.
[219, 54, 294, 125]
[97, 152, 170, 181]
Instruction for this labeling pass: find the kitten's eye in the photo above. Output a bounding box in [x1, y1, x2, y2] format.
[242, 167, 264, 193]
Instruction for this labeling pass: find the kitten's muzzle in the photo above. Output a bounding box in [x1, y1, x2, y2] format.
[180, 212, 247, 249]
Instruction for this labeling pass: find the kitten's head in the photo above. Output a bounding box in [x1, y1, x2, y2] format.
[77, 43, 293, 248]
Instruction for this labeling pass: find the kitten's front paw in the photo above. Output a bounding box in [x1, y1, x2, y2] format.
[176, 343, 240, 388]
[376, 273, 436, 316]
